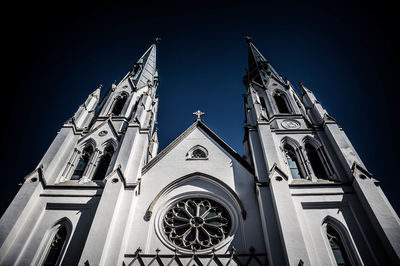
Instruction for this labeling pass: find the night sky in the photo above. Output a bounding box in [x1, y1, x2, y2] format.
[1, 1, 399, 216]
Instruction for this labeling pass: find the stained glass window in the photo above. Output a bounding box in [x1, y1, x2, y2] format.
[163, 198, 231, 250]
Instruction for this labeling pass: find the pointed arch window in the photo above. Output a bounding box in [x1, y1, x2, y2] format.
[259, 96, 267, 110]
[187, 145, 208, 160]
[132, 94, 144, 115]
[132, 62, 143, 80]
[43, 225, 68, 266]
[327, 225, 351, 266]
[92, 145, 115, 181]
[284, 144, 303, 179]
[71, 146, 93, 180]
[305, 143, 328, 179]
[111, 93, 128, 116]
[273, 91, 291, 113]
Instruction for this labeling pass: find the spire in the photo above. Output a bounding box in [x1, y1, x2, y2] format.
[245, 37, 285, 86]
[122, 39, 160, 89]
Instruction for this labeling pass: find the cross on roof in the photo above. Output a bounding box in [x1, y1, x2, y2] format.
[193, 110, 205, 121]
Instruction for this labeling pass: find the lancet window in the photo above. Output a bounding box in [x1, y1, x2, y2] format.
[111, 93, 128, 116]
[273, 91, 291, 113]
[92, 145, 115, 181]
[327, 225, 351, 266]
[43, 225, 68, 266]
[71, 146, 93, 180]
[305, 143, 328, 179]
[259, 96, 267, 110]
[283, 144, 303, 179]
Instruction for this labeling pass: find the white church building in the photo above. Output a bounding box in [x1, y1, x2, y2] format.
[0, 38, 399, 266]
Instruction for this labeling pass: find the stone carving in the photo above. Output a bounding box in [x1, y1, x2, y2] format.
[98, 130, 108, 137]
[281, 119, 300, 129]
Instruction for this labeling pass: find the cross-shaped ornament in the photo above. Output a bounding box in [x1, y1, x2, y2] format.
[193, 110, 205, 121]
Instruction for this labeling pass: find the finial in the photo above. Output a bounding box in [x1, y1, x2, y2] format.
[245, 36, 253, 43]
[193, 110, 205, 121]
[98, 84, 103, 90]
[153, 37, 161, 44]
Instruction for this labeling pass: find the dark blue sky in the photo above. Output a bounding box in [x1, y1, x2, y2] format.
[1, 1, 399, 215]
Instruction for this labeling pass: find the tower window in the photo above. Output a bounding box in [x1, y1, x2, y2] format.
[273, 92, 290, 113]
[111, 94, 128, 116]
[71, 146, 93, 180]
[259, 97, 267, 110]
[92, 145, 115, 181]
[284, 144, 303, 179]
[305, 143, 328, 179]
[43, 225, 68, 266]
[327, 225, 351, 266]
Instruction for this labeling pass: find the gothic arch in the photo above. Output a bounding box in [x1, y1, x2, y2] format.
[273, 89, 291, 113]
[281, 136, 301, 149]
[281, 137, 308, 179]
[302, 136, 335, 179]
[71, 141, 95, 181]
[35, 217, 73, 266]
[302, 135, 322, 148]
[145, 172, 246, 221]
[110, 91, 129, 116]
[186, 145, 209, 159]
[147, 172, 246, 254]
[100, 138, 118, 151]
[77, 138, 97, 151]
[322, 216, 362, 266]
[92, 141, 116, 181]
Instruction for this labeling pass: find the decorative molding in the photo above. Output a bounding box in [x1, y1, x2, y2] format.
[144, 172, 247, 221]
[268, 163, 289, 182]
[281, 119, 301, 129]
[45, 203, 92, 210]
[104, 164, 139, 188]
[301, 201, 348, 209]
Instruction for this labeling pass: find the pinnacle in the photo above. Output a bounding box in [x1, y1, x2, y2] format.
[91, 84, 102, 99]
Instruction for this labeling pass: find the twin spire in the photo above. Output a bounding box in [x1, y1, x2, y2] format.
[245, 37, 285, 86]
[118, 38, 160, 91]
[97, 37, 289, 107]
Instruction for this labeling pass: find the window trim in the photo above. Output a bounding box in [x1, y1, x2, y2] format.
[322, 216, 362, 266]
[109, 92, 129, 117]
[302, 136, 336, 181]
[186, 145, 209, 160]
[34, 218, 72, 266]
[273, 90, 292, 114]
[281, 137, 310, 180]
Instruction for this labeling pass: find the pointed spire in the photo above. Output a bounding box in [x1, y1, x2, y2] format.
[245, 37, 285, 85]
[90, 84, 102, 99]
[299, 82, 311, 96]
[151, 128, 159, 143]
[122, 39, 160, 90]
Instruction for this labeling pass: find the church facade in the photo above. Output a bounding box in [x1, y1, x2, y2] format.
[0, 39, 399, 266]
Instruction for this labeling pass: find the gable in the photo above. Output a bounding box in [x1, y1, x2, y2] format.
[142, 121, 253, 175]
[78, 119, 120, 146]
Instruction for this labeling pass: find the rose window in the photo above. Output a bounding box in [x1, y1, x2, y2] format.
[163, 198, 231, 250]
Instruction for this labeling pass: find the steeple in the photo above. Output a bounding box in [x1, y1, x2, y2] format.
[120, 39, 159, 91]
[245, 37, 285, 86]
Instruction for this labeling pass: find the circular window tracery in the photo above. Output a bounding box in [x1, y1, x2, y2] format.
[163, 198, 231, 251]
